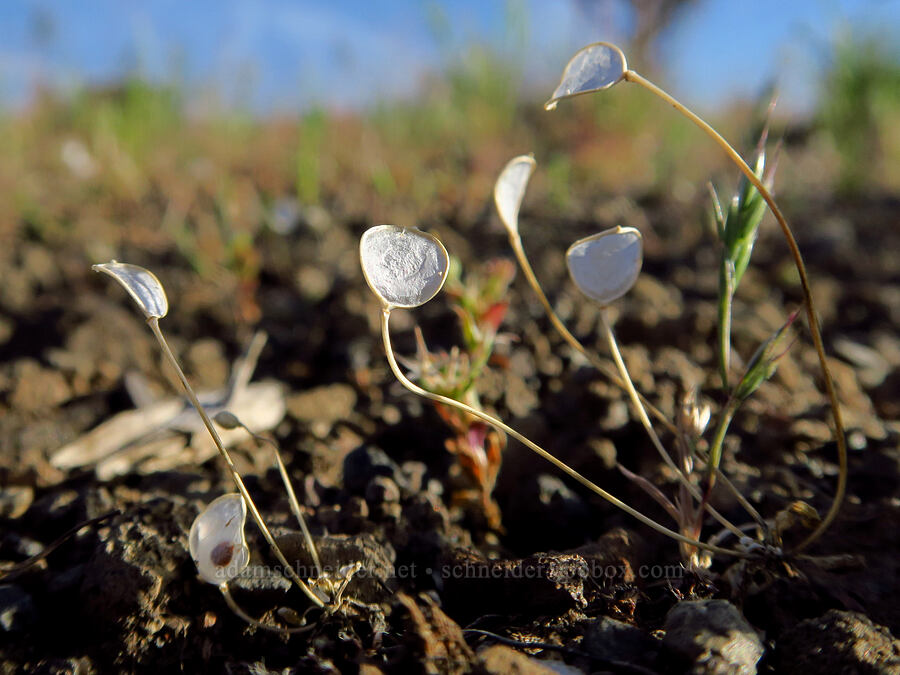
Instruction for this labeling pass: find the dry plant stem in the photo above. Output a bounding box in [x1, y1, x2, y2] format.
[508, 235, 677, 436]
[381, 308, 747, 558]
[693, 445, 766, 529]
[510, 233, 756, 526]
[597, 310, 744, 539]
[0, 510, 120, 581]
[241, 426, 323, 578]
[271, 442, 323, 577]
[219, 584, 315, 634]
[147, 318, 325, 608]
[623, 70, 847, 553]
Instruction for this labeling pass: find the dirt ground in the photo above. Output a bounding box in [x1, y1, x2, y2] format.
[0, 140, 898, 673]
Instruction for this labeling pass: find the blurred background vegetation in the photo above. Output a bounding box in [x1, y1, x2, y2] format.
[1, 0, 898, 327]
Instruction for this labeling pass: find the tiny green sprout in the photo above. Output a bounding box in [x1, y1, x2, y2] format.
[360, 225, 449, 310]
[361, 226, 745, 558]
[92, 261, 168, 319]
[704, 309, 800, 500]
[190, 493, 250, 585]
[546, 41, 847, 554]
[565, 226, 642, 306]
[544, 42, 627, 110]
[714, 125, 779, 388]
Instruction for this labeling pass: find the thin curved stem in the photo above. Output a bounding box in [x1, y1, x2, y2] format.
[219, 584, 316, 634]
[148, 319, 325, 608]
[509, 231, 762, 529]
[245, 427, 323, 579]
[623, 70, 847, 553]
[692, 446, 766, 530]
[381, 308, 747, 558]
[508, 235, 677, 436]
[597, 310, 744, 539]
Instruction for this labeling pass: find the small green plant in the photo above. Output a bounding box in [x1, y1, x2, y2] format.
[296, 109, 327, 206]
[404, 256, 516, 529]
[709, 122, 779, 390]
[819, 30, 900, 192]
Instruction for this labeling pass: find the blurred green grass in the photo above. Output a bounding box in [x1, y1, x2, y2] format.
[1, 31, 898, 325]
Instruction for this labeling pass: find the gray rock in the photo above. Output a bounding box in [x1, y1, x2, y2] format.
[662, 599, 763, 675]
[365, 475, 401, 504]
[342, 446, 404, 495]
[583, 616, 659, 668]
[774, 609, 900, 674]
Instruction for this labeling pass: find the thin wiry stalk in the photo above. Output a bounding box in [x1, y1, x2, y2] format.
[381, 308, 747, 558]
[507, 235, 677, 435]
[240, 425, 324, 579]
[508, 230, 764, 530]
[147, 318, 325, 608]
[623, 69, 847, 554]
[597, 309, 744, 540]
[219, 584, 315, 634]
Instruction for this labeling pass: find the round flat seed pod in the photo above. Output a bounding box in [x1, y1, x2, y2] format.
[360, 225, 449, 309]
[93, 261, 168, 319]
[189, 493, 250, 585]
[545, 42, 627, 110]
[494, 154, 536, 236]
[566, 226, 642, 306]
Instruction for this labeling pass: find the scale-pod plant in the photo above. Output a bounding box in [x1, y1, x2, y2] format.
[360, 224, 748, 558]
[491, 41, 846, 557]
[495, 158, 765, 564]
[91, 261, 354, 632]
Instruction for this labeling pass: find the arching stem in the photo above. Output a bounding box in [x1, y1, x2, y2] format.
[219, 584, 316, 634]
[508, 234, 676, 435]
[508, 231, 763, 528]
[597, 309, 744, 539]
[147, 318, 325, 608]
[622, 70, 847, 553]
[239, 424, 324, 579]
[380, 308, 747, 558]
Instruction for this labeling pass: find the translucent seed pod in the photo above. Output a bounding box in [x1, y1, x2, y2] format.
[545, 42, 628, 110]
[494, 155, 536, 237]
[92, 261, 168, 319]
[360, 225, 449, 310]
[189, 493, 250, 585]
[566, 226, 642, 306]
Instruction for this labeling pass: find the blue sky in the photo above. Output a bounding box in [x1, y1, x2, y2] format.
[1, 0, 898, 114]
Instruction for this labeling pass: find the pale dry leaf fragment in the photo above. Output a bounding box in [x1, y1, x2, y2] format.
[190, 493, 250, 585]
[360, 225, 449, 309]
[566, 226, 642, 305]
[51, 398, 184, 470]
[494, 154, 536, 236]
[93, 261, 168, 319]
[545, 42, 627, 110]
